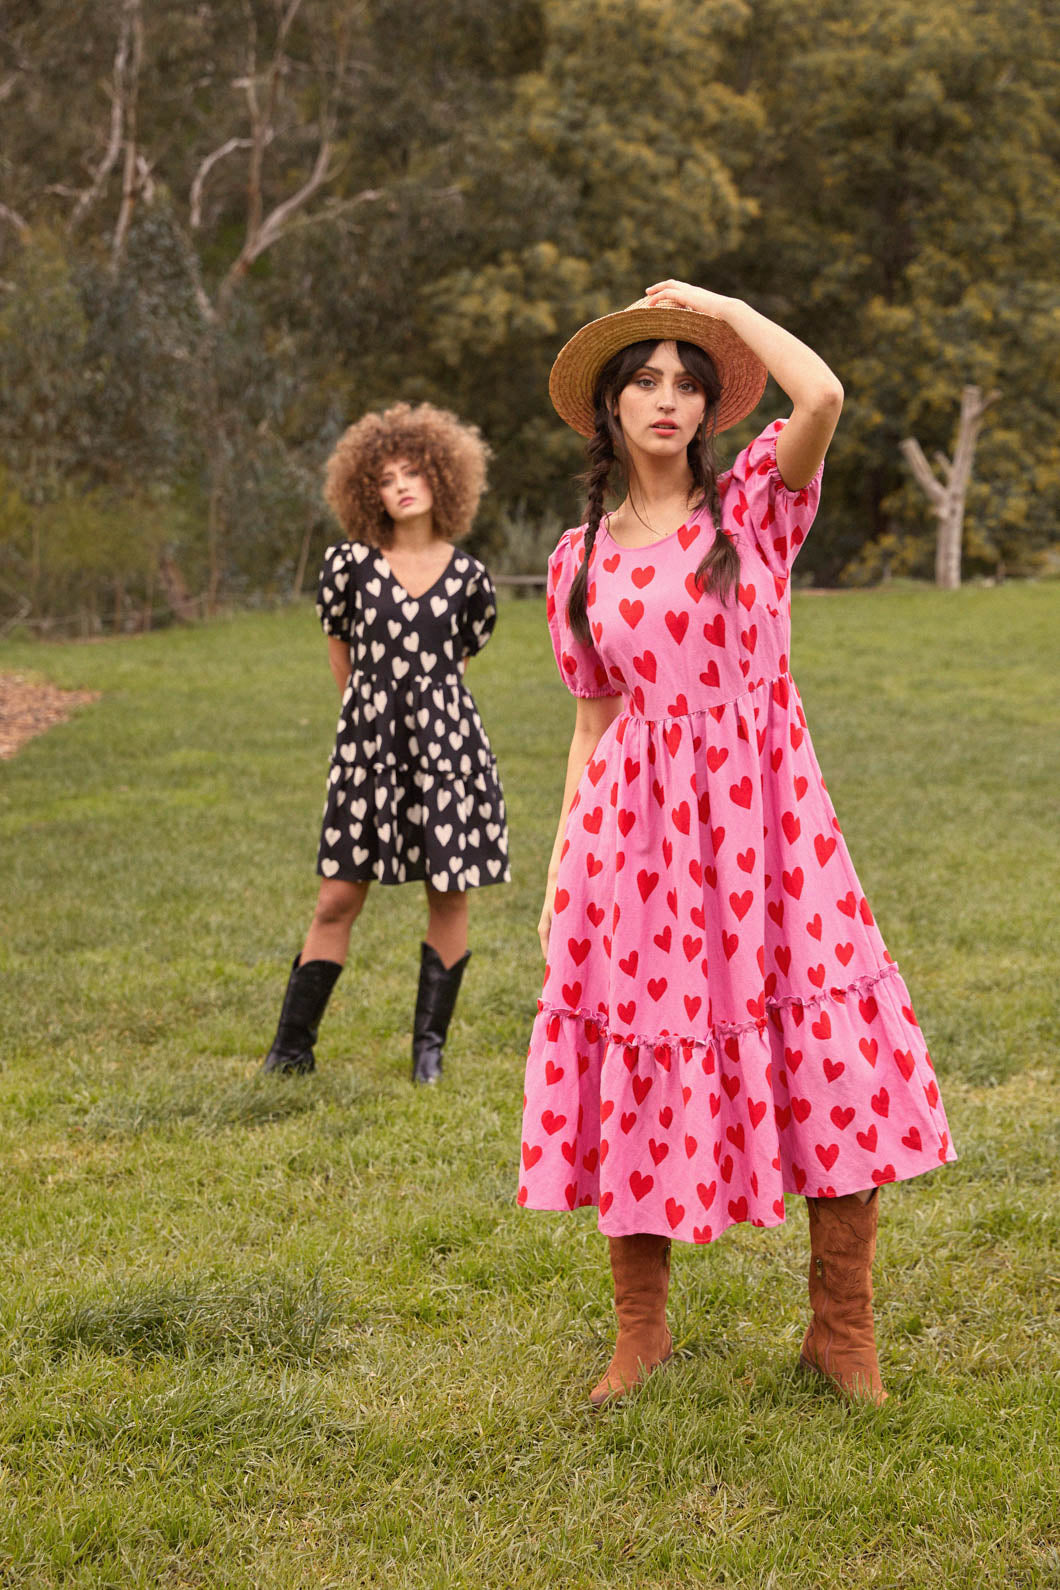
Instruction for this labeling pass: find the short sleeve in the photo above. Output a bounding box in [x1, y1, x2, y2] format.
[458, 561, 498, 660]
[546, 529, 616, 699]
[722, 418, 823, 580]
[316, 543, 356, 640]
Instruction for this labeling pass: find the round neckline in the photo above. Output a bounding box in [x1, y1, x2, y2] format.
[600, 507, 704, 552]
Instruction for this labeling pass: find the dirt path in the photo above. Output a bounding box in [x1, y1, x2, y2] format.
[0, 674, 100, 759]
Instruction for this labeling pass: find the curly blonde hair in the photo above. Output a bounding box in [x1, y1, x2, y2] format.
[323, 401, 490, 547]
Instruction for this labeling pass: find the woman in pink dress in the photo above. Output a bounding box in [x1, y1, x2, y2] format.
[520, 281, 955, 1408]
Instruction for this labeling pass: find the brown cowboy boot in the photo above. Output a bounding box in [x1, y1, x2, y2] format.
[799, 1189, 888, 1405]
[589, 1234, 673, 1408]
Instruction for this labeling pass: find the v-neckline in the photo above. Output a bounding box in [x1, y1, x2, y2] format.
[377, 547, 456, 603]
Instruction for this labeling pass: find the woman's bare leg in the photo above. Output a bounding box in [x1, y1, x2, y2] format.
[424, 884, 469, 967]
[301, 878, 370, 966]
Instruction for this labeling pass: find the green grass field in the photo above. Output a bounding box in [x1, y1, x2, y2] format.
[1, 583, 1057, 1589]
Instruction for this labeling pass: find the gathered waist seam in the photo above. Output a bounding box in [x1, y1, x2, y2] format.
[625, 670, 793, 725]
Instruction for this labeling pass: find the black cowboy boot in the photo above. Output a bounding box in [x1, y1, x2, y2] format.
[262, 956, 342, 1075]
[411, 943, 470, 1084]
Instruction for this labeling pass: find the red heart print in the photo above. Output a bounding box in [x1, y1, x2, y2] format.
[837, 891, 857, 918]
[684, 994, 702, 1020]
[617, 1000, 636, 1025]
[723, 930, 739, 960]
[871, 1165, 896, 1186]
[775, 946, 791, 975]
[859, 1038, 878, 1066]
[647, 977, 667, 1001]
[619, 598, 644, 628]
[830, 1105, 854, 1130]
[617, 809, 635, 837]
[704, 614, 725, 646]
[807, 913, 822, 940]
[729, 889, 753, 921]
[545, 1060, 564, 1085]
[792, 1096, 811, 1123]
[521, 1142, 543, 1169]
[894, 1048, 915, 1080]
[620, 1111, 638, 1135]
[632, 1074, 653, 1104]
[561, 1140, 576, 1165]
[748, 1098, 767, 1128]
[823, 1056, 844, 1081]
[619, 950, 639, 977]
[633, 651, 657, 682]
[815, 1142, 839, 1170]
[629, 1169, 654, 1200]
[600, 1190, 614, 1214]
[871, 1088, 890, 1118]
[901, 1126, 922, 1151]
[637, 869, 659, 901]
[631, 566, 655, 589]
[568, 936, 591, 964]
[672, 801, 690, 834]
[794, 775, 807, 799]
[815, 834, 836, 866]
[728, 1196, 748, 1222]
[700, 661, 720, 688]
[856, 1124, 878, 1152]
[768, 900, 785, 928]
[721, 1072, 741, 1102]
[782, 811, 801, 842]
[553, 889, 570, 913]
[653, 926, 672, 952]
[782, 867, 804, 899]
[678, 521, 700, 550]
[587, 902, 605, 927]
[836, 942, 854, 965]
[665, 610, 689, 644]
[730, 777, 753, 808]
[726, 1122, 745, 1153]
[792, 1164, 807, 1191]
[541, 1110, 566, 1135]
[665, 1197, 685, 1229]
[812, 1011, 832, 1040]
[561, 981, 582, 1008]
[738, 583, 756, 611]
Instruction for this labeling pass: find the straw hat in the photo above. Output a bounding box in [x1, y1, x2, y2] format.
[548, 297, 768, 438]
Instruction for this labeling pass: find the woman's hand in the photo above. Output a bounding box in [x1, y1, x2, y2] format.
[537, 876, 558, 958]
[644, 280, 735, 319]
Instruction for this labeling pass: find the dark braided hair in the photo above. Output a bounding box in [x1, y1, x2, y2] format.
[567, 340, 740, 645]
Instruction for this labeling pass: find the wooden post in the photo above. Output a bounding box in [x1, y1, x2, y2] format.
[900, 386, 1000, 589]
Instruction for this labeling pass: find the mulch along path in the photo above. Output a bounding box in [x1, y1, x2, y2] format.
[0, 674, 100, 760]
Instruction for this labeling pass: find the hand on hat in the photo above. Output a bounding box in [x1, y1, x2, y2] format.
[645, 280, 734, 320]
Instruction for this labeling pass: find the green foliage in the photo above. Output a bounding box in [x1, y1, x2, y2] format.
[0, 0, 1057, 618]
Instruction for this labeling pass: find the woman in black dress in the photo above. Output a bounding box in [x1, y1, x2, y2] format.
[262, 402, 510, 1083]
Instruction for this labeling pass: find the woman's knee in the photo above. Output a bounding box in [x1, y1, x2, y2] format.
[313, 879, 367, 926]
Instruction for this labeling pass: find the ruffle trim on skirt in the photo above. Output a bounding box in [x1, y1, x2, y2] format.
[519, 962, 956, 1245]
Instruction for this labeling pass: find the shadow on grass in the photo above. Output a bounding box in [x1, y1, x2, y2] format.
[27, 1273, 343, 1366]
[75, 1070, 372, 1139]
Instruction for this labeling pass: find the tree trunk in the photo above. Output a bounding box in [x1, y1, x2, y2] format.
[900, 386, 1000, 590]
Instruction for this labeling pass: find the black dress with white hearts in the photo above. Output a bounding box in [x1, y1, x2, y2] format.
[315, 541, 511, 891]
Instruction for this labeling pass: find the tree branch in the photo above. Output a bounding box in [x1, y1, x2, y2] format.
[898, 437, 947, 508]
[0, 203, 30, 239]
[68, 0, 136, 232]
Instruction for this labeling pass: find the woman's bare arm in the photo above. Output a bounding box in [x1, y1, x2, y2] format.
[538, 693, 624, 956]
[644, 280, 843, 488]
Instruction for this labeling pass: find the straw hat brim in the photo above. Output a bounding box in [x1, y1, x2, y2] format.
[548, 301, 768, 438]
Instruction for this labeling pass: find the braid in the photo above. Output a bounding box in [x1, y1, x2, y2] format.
[692, 407, 740, 603]
[568, 405, 618, 645]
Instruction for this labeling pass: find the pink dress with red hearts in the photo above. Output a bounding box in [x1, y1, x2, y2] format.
[519, 419, 955, 1244]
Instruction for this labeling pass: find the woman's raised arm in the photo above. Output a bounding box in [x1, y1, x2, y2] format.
[644, 280, 843, 489]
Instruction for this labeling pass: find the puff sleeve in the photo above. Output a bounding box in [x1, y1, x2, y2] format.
[316, 542, 357, 640]
[458, 561, 498, 661]
[722, 418, 823, 581]
[546, 529, 616, 698]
